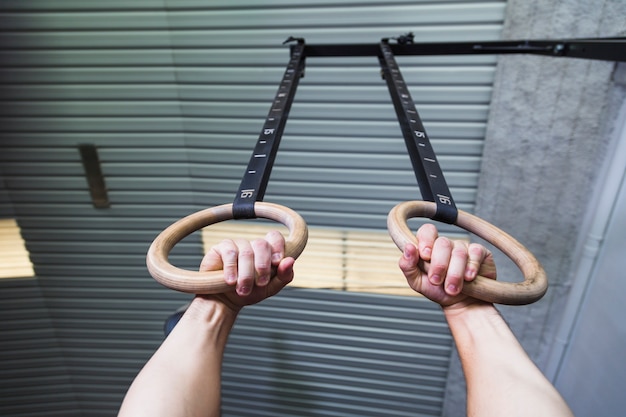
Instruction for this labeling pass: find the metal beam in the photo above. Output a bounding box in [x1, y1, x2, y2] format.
[301, 37, 626, 62]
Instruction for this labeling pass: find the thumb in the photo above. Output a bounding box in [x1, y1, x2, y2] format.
[199, 247, 224, 272]
[398, 243, 421, 280]
[264, 257, 295, 296]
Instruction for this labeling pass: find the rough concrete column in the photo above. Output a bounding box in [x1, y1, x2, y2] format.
[442, 1, 626, 415]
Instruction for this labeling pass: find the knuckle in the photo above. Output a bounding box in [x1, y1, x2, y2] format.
[399, 259, 415, 274]
[218, 240, 238, 257]
[251, 238, 269, 251]
[435, 236, 453, 251]
[447, 271, 463, 281]
[468, 243, 485, 257]
[238, 248, 254, 258]
[431, 262, 449, 273]
[222, 249, 238, 263]
[237, 268, 254, 280]
[266, 230, 284, 241]
[220, 238, 235, 248]
[420, 223, 437, 234]
[452, 247, 468, 258]
[467, 258, 481, 267]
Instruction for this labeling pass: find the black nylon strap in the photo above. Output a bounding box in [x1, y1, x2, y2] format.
[378, 41, 458, 224]
[232, 41, 306, 219]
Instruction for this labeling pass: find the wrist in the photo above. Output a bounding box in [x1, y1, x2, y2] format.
[442, 300, 501, 327]
[182, 296, 239, 331]
[442, 301, 522, 359]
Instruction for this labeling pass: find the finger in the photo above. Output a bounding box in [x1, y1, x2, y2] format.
[444, 240, 469, 296]
[399, 243, 420, 280]
[429, 236, 453, 286]
[416, 223, 438, 261]
[199, 246, 224, 272]
[465, 242, 489, 281]
[203, 239, 238, 285]
[264, 257, 295, 296]
[251, 238, 272, 287]
[264, 230, 286, 266]
[234, 238, 255, 296]
[476, 247, 497, 280]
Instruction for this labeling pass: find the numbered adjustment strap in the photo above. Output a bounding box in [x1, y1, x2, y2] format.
[232, 40, 306, 219]
[378, 40, 458, 224]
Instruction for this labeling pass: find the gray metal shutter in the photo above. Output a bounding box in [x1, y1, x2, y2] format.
[0, 278, 81, 417]
[0, 1, 506, 416]
[0, 174, 15, 217]
[224, 289, 452, 417]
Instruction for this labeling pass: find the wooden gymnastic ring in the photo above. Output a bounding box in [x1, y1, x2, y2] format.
[387, 201, 547, 305]
[146, 202, 308, 294]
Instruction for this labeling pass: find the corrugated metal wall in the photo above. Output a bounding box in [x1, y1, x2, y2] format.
[0, 1, 506, 416]
[0, 174, 15, 217]
[222, 289, 451, 417]
[0, 278, 81, 416]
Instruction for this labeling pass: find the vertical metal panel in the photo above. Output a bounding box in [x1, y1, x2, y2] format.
[0, 1, 505, 416]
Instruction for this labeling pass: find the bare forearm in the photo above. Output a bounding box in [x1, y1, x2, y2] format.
[444, 303, 573, 417]
[118, 298, 238, 417]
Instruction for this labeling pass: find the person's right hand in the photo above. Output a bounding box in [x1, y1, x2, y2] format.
[398, 224, 497, 310]
[197, 230, 295, 313]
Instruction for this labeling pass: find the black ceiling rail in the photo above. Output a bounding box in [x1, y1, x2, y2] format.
[300, 37, 626, 62]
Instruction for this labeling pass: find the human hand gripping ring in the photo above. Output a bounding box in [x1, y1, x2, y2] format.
[146, 202, 308, 294]
[387, 201, 547, 305]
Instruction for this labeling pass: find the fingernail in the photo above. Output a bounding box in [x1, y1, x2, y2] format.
[446, 284, 458, 295]
[422, 247, 432, 258]
[226, 274, 237, 285]
[430, 275, 442, 285]
[403, 246, 411, 259]
[238, 286, 251, 296]
[258, 275, 269, 285]
[272, 253, 282, 263]
[465, 267, 476, 279]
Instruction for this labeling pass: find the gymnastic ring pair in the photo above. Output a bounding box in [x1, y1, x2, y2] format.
[147, 202, 547, 306]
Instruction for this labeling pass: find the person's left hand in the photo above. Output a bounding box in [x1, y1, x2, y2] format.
[399, 224, 497, 309]
[198, 230, 295, 312]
